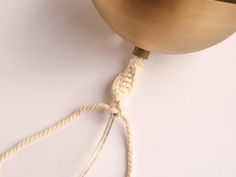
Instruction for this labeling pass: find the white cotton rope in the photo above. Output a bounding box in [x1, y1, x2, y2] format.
[0, 55, 144, 177]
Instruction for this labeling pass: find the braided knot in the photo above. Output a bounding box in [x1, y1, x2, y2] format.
[109, 56, 143, 117]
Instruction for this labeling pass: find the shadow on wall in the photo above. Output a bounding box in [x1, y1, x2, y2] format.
[18, 0, 132, 71]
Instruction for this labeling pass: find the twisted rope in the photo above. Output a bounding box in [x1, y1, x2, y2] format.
[109, 56, 143, 177]
[0, 103, 110, 166]
[0, 55, 144, 177]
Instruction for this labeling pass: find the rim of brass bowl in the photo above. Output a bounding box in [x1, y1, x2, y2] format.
[93, 0, 236, 54]
[216, 0, 236, 3]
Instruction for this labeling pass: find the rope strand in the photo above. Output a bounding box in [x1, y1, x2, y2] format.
[0, 55, 145, 177]
[0, 103, 110, 166]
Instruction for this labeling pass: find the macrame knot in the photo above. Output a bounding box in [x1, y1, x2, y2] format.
[110, 56, 143, 118]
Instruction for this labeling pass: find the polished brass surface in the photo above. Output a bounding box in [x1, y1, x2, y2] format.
[93, 0, 236, 54]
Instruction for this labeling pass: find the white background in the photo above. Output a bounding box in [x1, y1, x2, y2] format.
[0, 0, 236, 177]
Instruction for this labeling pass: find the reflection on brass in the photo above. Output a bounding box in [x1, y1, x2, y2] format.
[93, 0, 236, 54]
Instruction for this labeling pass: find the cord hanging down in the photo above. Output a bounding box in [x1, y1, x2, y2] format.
[0, 47, 149, 177]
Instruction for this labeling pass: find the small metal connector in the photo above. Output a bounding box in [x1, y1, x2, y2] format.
[133, 47, 150, 59]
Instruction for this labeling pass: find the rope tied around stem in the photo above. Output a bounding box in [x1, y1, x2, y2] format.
[110, 56, 143, 116]
[0, 54, 145, 177]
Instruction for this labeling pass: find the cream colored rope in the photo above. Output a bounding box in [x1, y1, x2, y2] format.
[0, 55, 144, 177]
[0, 103, 110, 166]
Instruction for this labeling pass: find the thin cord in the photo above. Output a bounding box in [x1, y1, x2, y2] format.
[79, 115, 115, 177]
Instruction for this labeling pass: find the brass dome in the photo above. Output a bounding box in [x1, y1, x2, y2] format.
[93, 0, 236, 54]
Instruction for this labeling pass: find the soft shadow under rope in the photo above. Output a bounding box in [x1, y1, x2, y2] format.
[0, 47, 149, 177]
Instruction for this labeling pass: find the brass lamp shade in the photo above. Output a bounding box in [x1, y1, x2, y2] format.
[93, 0, 236, 54]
